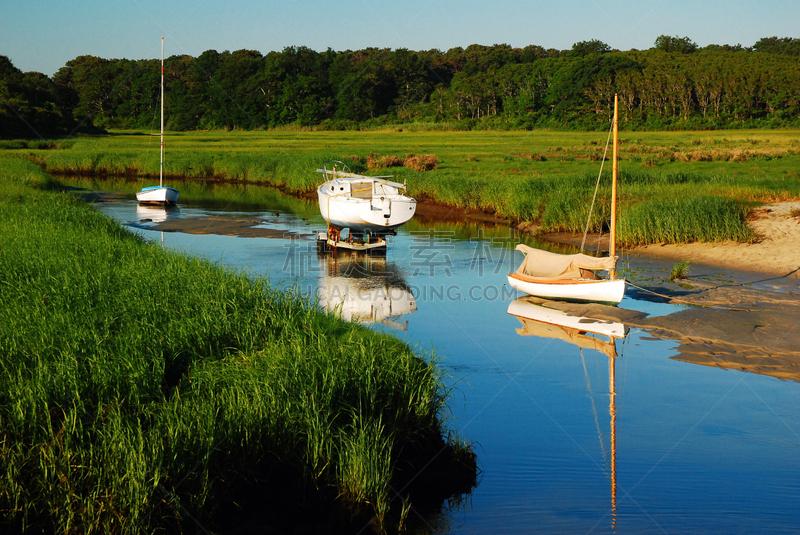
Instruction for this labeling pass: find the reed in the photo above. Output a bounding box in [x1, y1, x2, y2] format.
[670, 260, 691, 281]
[617, 195, 755, 245]
[0, 158, 475, 533]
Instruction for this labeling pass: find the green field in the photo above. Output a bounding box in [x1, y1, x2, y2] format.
[0, 158, 475, 533]
[4, 128, 800, 244]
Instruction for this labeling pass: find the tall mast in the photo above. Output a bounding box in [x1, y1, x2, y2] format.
[159, 36, 164, 188]
[609, 94, 618, 278]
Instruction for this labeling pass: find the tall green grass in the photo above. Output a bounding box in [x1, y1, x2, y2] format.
[617, 195, 755, 245]
[0, 158, 475, 533]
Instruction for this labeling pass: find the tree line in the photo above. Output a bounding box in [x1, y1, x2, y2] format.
[2, 36, 800, 138]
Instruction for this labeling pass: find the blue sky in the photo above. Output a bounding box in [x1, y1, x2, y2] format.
[2, 0, 798, 76]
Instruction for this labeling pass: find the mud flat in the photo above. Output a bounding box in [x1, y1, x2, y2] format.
[536, 268, 800, 383]
[147, 215, 310, 239]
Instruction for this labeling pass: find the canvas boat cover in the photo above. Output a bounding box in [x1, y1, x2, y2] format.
[514, 244, 617, 280]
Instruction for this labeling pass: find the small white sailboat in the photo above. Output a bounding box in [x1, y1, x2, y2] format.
[508, 94, 625, 305]
[316, 160, 416, 236]
[137, 36, 179, 205]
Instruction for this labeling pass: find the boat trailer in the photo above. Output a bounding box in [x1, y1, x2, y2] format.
[316, 227, 389, 253]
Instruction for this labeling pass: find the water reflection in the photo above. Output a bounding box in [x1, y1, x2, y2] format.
[318, 253, 417, 329]
[134, 204, 181, 248]
[135, 203, 180, 224]
[507, 297, 626, 357]
[507, 296, 625, 531]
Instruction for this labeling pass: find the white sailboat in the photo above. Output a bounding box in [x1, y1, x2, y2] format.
[508, 94, 625, 305]
[316, 160, 416, 236]
[137, 36, 179, 205]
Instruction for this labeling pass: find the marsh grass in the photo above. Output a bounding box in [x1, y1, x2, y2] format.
[6, 128, 799, 245]
[669, 260, 691, 281]
[0, 158, 474, 533]
[617, 194, 755, 245]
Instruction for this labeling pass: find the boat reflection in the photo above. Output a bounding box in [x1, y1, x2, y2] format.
[135, 204, 181, 248]
[135, 203, 180, 224]
[318, 253, 417, 329]
[507, 297, 626, 358]
[507, 296, 625, 530]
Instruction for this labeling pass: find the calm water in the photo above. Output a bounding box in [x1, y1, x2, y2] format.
[80, 181, 800, 534]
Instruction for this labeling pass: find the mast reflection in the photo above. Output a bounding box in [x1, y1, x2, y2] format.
[508, 296, 626, 531]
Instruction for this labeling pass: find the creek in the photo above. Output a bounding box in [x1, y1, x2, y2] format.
[68, 177, 800, 534]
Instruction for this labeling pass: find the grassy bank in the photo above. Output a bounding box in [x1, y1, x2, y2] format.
[4, 129, 800, 244]
[0, 158, 475, 533]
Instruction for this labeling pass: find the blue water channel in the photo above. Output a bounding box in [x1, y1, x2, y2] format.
[81, 181, 800, 534]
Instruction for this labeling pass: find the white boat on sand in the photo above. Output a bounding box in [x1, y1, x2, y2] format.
[316, 161, 416, 236]
[137, 36, 179, 206]
[508, 94, 625, 305]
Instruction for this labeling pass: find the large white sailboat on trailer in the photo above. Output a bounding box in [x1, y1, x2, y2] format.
[507, 94, 626, 305]
[316, 160, 416, 251]
[137, 36, 179, 205]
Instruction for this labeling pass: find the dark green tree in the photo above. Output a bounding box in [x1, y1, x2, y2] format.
[654, 35, 698, 54]
[1, 56, 68, 138]
[753, 37, 800, 56]
[569, 40, 611, 57]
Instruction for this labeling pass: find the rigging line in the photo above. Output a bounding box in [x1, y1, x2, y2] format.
[581, 347, 608, 464]
[581, 121, 615, 252]
[625, 281, 762, 312]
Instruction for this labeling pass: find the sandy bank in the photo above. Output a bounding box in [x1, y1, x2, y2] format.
[629, 201, 800, 279]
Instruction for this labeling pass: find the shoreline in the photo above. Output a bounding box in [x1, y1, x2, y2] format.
[627, 200, 800, 279]
[79, 180, 800, 385]
[75, 176, 800, 280]
[534, 200, 800, 280]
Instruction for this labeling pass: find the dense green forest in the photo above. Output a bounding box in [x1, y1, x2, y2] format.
[2, 36, 800, 138]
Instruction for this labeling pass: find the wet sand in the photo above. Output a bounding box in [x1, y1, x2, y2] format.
[148, 216, 310, 239]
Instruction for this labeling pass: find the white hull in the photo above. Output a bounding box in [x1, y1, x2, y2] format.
[319, 193, 416, 232]
[507, 273, 626, 305]
[317, 169, 416, 233]
[136, 186, 179, 204]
